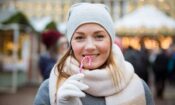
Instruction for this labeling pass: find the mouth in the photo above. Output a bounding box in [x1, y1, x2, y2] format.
[82, 54, 99, 63]
[82, 54, 99, 57]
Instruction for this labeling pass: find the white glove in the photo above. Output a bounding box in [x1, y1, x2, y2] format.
[57, 73, 89, 105]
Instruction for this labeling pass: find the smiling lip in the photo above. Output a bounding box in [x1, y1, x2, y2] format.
[82, 54, 99, 57]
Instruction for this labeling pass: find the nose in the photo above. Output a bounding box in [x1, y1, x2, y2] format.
[84, 38, 96, 51]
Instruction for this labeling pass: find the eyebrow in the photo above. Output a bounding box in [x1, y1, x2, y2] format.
[94, 30, 105, 34]
[75, 30, 105, 35]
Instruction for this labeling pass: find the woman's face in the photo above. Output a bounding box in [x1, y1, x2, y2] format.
[71, 23, 111, 69]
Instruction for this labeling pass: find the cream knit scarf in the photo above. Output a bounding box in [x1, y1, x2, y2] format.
[49, 44, 146, 105]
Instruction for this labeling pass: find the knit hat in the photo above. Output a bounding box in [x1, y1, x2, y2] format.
[66, 3, 115, 43]
[41, 30, 62, 48]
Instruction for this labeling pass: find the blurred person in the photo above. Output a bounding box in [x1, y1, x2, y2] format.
[149, 48, 160, 68]
[34, 3, 154, 105]
[39, 30, 62, 80]
[124, 45, 150, 85]
[57, 36, 69, 59]
[124, 46, 142, 78]
[152, 48, 169, 100]
[167, 44, 175, 85]
[139, 43, 150, 85]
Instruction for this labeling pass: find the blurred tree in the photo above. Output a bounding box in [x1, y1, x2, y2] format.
[2, 11, 35, 32]
[45, 21, 57, 31]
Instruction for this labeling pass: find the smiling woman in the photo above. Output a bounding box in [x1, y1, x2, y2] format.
[71, 23, 111, 70]
[34, 3, 154, 105]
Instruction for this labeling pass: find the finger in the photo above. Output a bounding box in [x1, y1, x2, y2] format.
[67, 80, 89, 90]
[62, 89, 86, 98]
[61, 82, 85, 93]
[62, 82, 88, 92]
[68, 73, 85, 81]
[60, 84, 86, 98]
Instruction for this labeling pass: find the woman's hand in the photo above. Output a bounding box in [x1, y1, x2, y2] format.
[57, 73, 89, 105]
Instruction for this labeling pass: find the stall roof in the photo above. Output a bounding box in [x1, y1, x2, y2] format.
[29, 16, 52, 32]
[115, 5, 175, 35]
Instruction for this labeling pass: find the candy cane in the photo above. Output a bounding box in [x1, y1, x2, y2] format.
[79, 56, 92, 73]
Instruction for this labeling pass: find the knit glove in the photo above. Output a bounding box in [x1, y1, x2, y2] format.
[57, 73, 89, 105]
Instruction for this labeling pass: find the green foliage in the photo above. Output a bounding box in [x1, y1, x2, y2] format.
[2, 11, 37, 32]
[2, 12, 30, 26]
[45, 21, 57, 30]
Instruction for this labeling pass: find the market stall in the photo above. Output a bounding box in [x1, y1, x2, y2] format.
[0, 11, 38, 93]
[0, 24, 29, 93]
[115, 5, 175, 50]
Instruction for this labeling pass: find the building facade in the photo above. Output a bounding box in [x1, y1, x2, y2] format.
[0, 0, 175, 24]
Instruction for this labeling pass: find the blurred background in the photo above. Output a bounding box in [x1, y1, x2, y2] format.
[0, 0, 175, 105]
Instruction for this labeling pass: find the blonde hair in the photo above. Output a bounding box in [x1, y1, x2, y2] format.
[107, 51, 123, 89]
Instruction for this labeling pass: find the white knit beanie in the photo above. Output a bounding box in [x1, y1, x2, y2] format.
[66, 3, 115, 43]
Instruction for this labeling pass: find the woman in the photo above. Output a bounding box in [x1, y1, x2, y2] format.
[34, 3, 154, 105]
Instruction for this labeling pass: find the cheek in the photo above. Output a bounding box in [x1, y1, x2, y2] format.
[71, 44, 82, 62]
[101, 45, 110, 59]
[100, 42, 111, 61]
[72, 45, 79, 53]
[101, 41, 111, 54]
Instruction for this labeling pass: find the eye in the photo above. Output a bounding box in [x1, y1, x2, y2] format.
[74, 35, 85, 42]
[95, 34, 105, 40]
